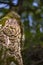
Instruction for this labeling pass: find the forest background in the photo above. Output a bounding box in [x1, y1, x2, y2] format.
[0, 0, 43, 65]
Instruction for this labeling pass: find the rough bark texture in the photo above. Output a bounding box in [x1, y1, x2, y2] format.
[0, 11, 25, 65]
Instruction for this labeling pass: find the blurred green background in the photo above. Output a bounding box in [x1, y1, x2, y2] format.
[0, 0, 43, 65]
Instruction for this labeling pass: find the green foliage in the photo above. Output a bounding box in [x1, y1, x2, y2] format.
[22, 45, 43, 65]
[0, 11, 20, 26]
[0, 0, 43, 65]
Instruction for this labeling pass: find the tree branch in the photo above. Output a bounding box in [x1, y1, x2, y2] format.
[0, 0, 24, 15]
[0, 1, 9, 4]
[17, 0, 24, 15]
